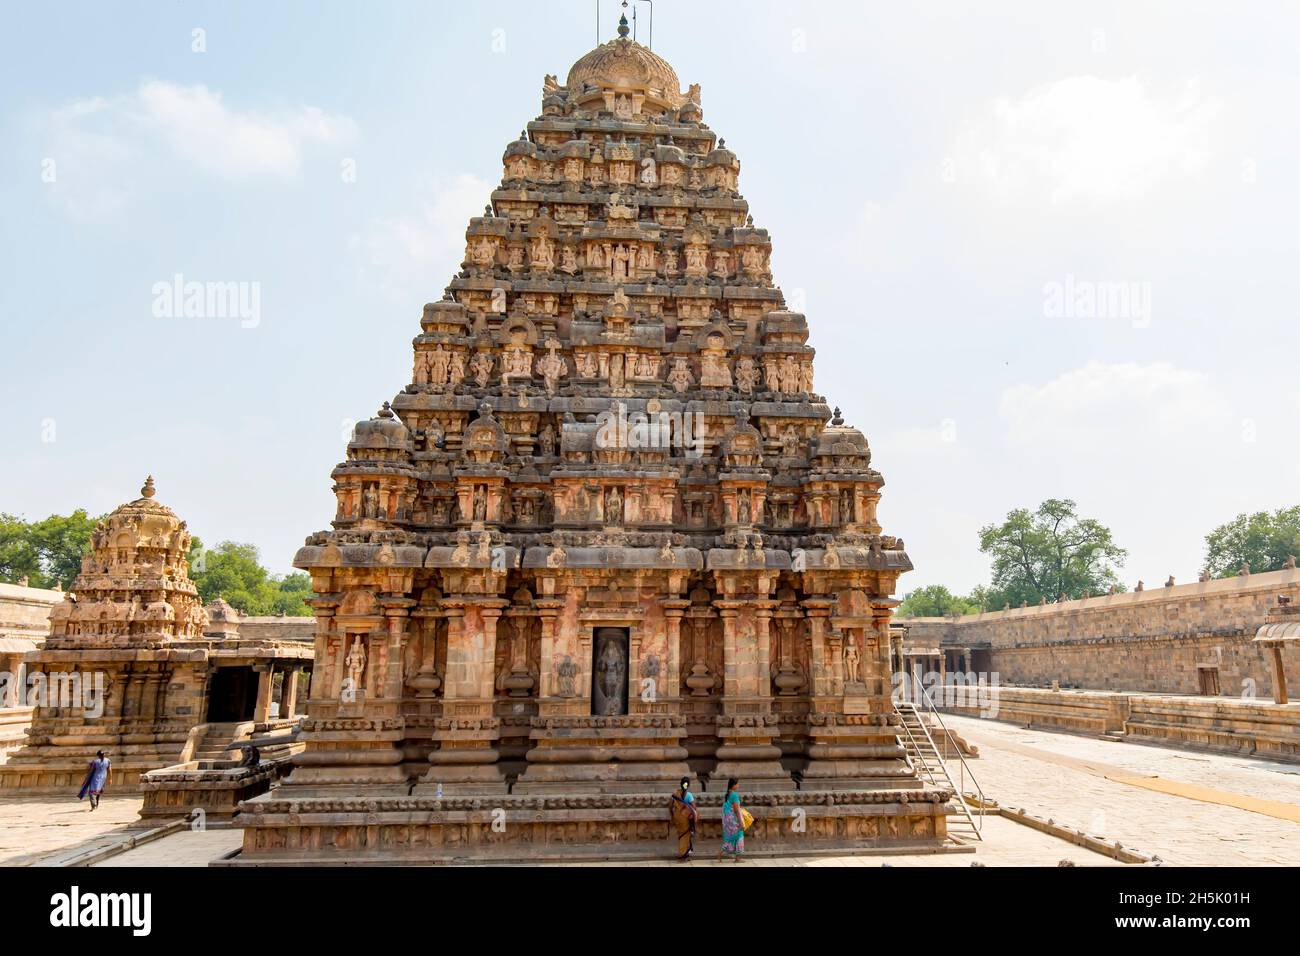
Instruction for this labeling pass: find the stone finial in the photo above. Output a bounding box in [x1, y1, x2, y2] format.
[16, 575, 28, 587]
[831, 407, 844, 426]
[617, 12, 630, 38]
[378, 402, 395, 420]
[1199, 569, 1210, 582]
[141, 475, 156, 499]
[1286, 555, 1297, 569]
[1135, 580, 1144, 591]
[484, 204, 493, 218]
[1108, 585, 1117, 595]
[1020, 600, 1028, 608]
[1239, 562, 1251, 576]
[1165, 575, 1175, 587]
[1039, 596, 1047, 606]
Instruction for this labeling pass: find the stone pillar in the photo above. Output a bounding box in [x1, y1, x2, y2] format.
[253, 664, 274, 723]
[718, 605, 742, 698]
[754, 604, 774, 699]
[661, 600, 689, 703]
[713, 597, 791, 790]
[803, 598, 834, 698]
[380, 598, 415, 700]
[441, 604, 469, 697]
[535, 599, 563, 698]
[1271, 646, 1290, 705]
[281, 666, 299, 718]
[478, 605, 504, 701]
[418, 597, 509, 794]
[307, 601, 337, 702]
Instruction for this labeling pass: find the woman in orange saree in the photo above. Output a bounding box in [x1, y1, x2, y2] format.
[669, 776, 698, 860]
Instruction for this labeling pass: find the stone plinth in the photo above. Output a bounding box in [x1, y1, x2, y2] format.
[229, 787, 952, 865]
[510, 714, 690, 793]
[140, 760, 283, 823]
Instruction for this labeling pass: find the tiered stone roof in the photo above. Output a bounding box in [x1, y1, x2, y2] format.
[46, 476, 207, 649]
[304, 34, 909, 577]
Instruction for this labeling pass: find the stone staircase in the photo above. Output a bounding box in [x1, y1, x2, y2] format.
[895, 701, 984, 842]
[192, 723, 244, 763]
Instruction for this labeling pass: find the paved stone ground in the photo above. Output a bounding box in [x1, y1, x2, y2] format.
[92, 828, 242, 867]
[0, 795, 152, 866]
[942, 714, 1300, 866]
[555, 816, 1120, 867]
[4, 719, 1297, 866]
[84, 815, 1117, 867]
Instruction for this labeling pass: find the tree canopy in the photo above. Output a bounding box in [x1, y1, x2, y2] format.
[897, 584, 985, 618]
[188, 540, 312, 616]
[1203, 507, 1300, 578]
[0, 510, 100, 589]
[0, 512, 310, 616]
[977, 498, 1126, 610]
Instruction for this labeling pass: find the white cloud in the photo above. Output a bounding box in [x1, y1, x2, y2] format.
[951, 76, 1221, 206]
[42, 81, 357, 218]
[1000, 360, 1232, 449]
[355, 173, 496, 286]
[131, 81, 356, 180]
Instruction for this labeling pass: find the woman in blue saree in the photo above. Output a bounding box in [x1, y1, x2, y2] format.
[719, 777, 745, 861]
[78, 751, 111, 810]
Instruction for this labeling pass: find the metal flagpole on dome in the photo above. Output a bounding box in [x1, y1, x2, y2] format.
[631, 0, 653, 48]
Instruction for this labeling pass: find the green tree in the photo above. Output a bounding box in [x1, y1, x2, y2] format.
[1203, 507, 1300, 578]
[897, 584, 982, 618]
[188, 541, 311, 616]
[27, 510, 99, 587]
[0, 514, 40, 584]
[0, 510, 101, 588]
[978, 498, 1126, 610]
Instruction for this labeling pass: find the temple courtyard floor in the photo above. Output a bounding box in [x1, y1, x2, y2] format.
[0, 715, 1296, 867]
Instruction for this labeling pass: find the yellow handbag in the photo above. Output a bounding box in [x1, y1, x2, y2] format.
[739, 807, 755, 831]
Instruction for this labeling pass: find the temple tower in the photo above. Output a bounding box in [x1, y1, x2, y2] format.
[237, 23, 947, 861]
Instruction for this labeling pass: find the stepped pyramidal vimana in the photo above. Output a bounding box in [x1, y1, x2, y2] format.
[233, 18, 947, 862]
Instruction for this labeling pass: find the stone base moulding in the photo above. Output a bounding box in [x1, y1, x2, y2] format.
[228, 787, 954, 864]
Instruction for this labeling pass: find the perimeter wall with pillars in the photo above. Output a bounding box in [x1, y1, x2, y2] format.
[901, 567, 1300, 699]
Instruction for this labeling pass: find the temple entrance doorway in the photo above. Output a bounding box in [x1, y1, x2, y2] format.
[591, 627, 630, 716]
[1197, 666, 1221, 697]
[207, 666, 258, 722]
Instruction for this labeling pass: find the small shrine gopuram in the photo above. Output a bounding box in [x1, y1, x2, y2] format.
[235, 19, 950, 862]
[0, 478, 312, 791]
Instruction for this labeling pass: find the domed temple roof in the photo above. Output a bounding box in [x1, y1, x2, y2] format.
[566, 36, 682, 104]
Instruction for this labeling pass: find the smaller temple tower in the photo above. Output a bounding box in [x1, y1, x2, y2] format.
[0, 478, 312, 791]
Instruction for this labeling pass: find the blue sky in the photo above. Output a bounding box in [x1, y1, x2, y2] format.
[2, 1, 1298, 593]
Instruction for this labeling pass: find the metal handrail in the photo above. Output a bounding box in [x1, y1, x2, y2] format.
[913, 678, 987, 819]
[894, 699, 982, 839]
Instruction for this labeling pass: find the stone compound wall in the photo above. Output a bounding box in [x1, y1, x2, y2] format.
[941, 688, 1300, 763]
[902, 567, 1300, 698]
[238, 617, 315, 644]
[0, 583, 62, 760]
